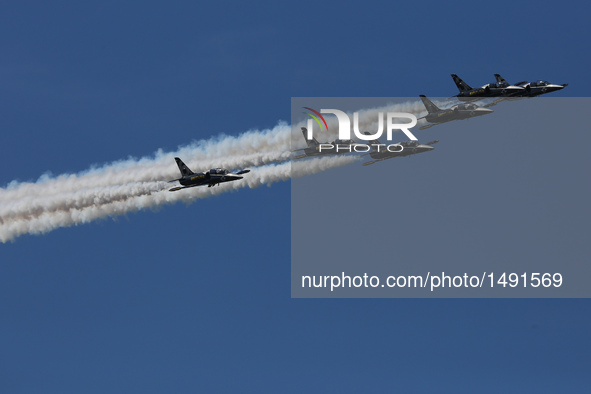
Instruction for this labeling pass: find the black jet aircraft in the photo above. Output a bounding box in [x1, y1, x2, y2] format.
[482, 74, 569, 108]
[293, 127, 358, 159]
[418, 95, 493, 129]
[451, 73, 524, 101]
[494, 74, 568, 97]
[361, 132, 438, 166]
[168, 157, 250, 192]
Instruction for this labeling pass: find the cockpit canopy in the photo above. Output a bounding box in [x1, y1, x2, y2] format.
[334, 139, 355, 145]
[209, 168, 228, 175]
[456, 103, 477, 110]
[400, 141, 418, 147]
[529, 80, 549, 87]
[489, 81, 508, 88]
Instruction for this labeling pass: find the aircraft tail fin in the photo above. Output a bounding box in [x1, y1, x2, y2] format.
[174, 157, 194, 177]
[301, 127, 320, 148]
[494, 74, 507, 84]
[451, 74, 472, 92]
[419, 95, 440, 114]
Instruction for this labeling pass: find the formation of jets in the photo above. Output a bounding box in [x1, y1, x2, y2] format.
[292, 73, 567, 166]
[482, 74, 568, 108]
[494, 74, 567, 98]
[165, 72, 567, 191]
[451, 73, 525, 101]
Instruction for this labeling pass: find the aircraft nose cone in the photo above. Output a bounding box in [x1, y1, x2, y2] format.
[547, 84, 566, 91]
[477, 107, 494, 114]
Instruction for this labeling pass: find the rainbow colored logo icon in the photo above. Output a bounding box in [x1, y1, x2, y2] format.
[303, 107, 329, 132]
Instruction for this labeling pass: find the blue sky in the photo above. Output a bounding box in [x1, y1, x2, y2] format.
[1, 0, 590, 392]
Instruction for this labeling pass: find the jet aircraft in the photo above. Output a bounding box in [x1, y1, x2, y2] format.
[418, 95, 493, 129]
[482, 74, 569, 108]
[494, 74, 567, 97]
[361, 132, 438, 166]
[168, 157, 250, 192]
[293, 127, 358, 159]
[451, 74, 524, 101]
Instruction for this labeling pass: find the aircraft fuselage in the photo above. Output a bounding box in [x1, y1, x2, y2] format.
[179, 172, 243, 188]
[456, 85, 524, 101]
[515, 82, 568, 97]
[424, 107, 492, 124]
[367, 143, 434, 161]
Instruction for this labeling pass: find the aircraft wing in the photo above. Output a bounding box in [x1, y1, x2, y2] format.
[482, 98, 506, 108]
[169, 185, 194, 192]
[419, 123, 438, 130]
[168, 182, 205, 192]
[419, 123, 437, 130]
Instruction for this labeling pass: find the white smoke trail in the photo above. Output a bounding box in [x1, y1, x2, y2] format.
[0, 122, 293, 204]
[0, 99, 427, 243]
[0, 156, 356, 242]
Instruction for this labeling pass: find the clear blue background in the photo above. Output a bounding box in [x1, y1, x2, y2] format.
[0, 1, 589, 392]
